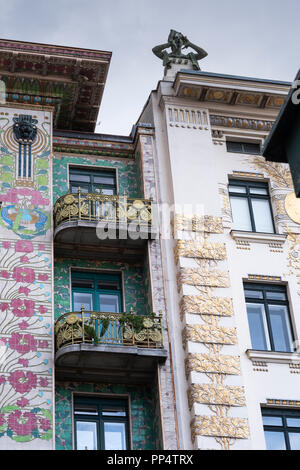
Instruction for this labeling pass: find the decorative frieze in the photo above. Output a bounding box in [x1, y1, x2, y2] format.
[184, 324, 237, 346]
[188, 384, 246, 408]
[191, 415, 249, 440]
[210, 114, 273, 132]
[186, 353, 240, 375]
[174, 240, 226, 261]
[180, 295, 234, 318]
[173, 214, 223, 234]
[178, 268, 230, 288]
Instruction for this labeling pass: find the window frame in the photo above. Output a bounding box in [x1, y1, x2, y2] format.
[244, 282, 294, 353]
[74, 395, 130, 450]
[71, 271, 122, 313]
[262, 407, 300, 450]
[226, 140, 261, 155]
[69, 166, 117, 195]
[229, 179, 275, 233]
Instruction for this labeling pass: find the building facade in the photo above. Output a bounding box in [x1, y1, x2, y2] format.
[139, 58, 300, 450]
[0, 36, 299, 451]
[0, 39, 178, 450]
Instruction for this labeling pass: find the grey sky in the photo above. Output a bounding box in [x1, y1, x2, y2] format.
[1, 0, 299, 135]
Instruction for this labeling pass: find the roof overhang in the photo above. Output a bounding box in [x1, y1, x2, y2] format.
[0, 39, 112, 132]
[173, 70, 290, 111]
[263, 69, 300, 163]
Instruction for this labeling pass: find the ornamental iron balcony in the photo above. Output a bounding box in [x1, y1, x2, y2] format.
[54, 190, 153, 228]
[55, 307, 164, 350]
[54, 307, 166, 384]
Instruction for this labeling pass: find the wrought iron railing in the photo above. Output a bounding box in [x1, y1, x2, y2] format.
[54, 190, 153, 228]
[55, 307, 164, 351]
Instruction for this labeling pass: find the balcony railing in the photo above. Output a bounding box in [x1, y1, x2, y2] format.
[55, 308, 164, 351]
[54, 190, 153, 229]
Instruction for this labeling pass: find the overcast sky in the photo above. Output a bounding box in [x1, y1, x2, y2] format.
[1, 0, 300, 136]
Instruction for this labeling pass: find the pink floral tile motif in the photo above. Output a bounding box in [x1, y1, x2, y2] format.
[2, 241, 11, 249]
[15, 240, 34, 253]
[8, 370, 37, 394]
[12, 267, 35, 284]
[0, 270, 10, 279]
[0, 302, 9, 311]
[11, 299, 35, 317]
[9, 332, 37, 354]
[8, 409, 37, 436]
[18, 286, 30, 296]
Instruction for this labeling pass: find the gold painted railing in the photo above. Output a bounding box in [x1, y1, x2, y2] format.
[54, 190, 153, 228]
[55, 308, 164, 350]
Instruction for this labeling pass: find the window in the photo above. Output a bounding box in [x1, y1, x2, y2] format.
[262, 408, 300, 450]
[226, 141, 261, 155]
[69, 167, 116, 195]
[71, 271, 122, 313]
[229, 180, 275, 233]
[74, 396, 129, 450]
[244, 283, 294, 353]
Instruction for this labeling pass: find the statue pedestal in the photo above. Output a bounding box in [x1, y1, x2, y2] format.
[163, 58, 197, 81]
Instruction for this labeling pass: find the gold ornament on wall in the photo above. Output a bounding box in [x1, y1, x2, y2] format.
[285, 192, 300, 224]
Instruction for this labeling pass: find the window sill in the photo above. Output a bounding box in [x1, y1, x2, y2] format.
[230, 230, 287, 245]
[246, 349, 300, 364]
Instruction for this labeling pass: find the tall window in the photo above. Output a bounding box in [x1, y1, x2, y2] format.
[71, 271, 122, 313]
[74, 396, 129, 450]
[229, 180, 275, 233]
[262, 408, 300, 450]
[244, 283, 294, 352]
[226, 141, 261, 155]
[69, 167, 116, 195]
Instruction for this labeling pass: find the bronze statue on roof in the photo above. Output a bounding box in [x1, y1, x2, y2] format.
[152, 30, 207, 71]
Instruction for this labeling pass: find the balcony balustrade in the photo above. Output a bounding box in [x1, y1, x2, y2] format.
[53, 191, 155, 260]
[54, 307, 167, 384]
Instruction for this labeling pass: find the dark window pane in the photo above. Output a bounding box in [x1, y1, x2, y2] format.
[72, 279, 94, 289]
[226, 141, 243, 153]
[94, 176, 115, 185]
[249, 187, 268, 195]
[264, 431, 286, 450]
[228, 185, 247, 194]
[266, 291, 286, 301]
[287, 418, 300, 428]
[244, 289, 263, 300]
[102, 407, 127, 417]
[243, 143, 261, 154]
[75, 406, 99, 416]
[262, 416, 283, 426]
[70, 174, 90, 183]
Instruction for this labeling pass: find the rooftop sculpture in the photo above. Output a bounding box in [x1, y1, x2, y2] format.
[152, 29, 207, 71]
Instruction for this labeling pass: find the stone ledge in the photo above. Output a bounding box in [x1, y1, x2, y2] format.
[231, 230, 287, 245]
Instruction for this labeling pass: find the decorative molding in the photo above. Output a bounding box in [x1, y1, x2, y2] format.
[246, 349, 300, 364]
[188, 384, 246, 407]
[178, 268, 230, 289]
[266, 398, 300, 407]
[184, 324, 237, 346]
[210, 114, 274, 131]
[180, 295, 234, 318]
[231, 230, 287, 247]
[191, 415, 249, 440]
[186, 353, 240, 375]
[173, 215, 223, 234]
[174, 240, 226, 261]
[231, 170, 264, 180]
[246, 274, 282, 282]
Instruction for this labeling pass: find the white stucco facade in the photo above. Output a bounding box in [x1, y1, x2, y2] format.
[139, 62, 300, 450]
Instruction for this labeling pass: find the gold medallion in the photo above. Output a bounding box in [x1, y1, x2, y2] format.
[285, 192, 300, 224]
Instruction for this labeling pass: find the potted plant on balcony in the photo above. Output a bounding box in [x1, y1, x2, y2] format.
[118, 309, 160, 348]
